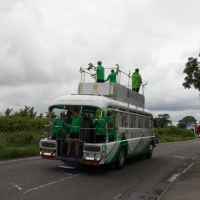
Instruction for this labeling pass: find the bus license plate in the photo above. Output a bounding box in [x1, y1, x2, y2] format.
[42, 148, 54, 153]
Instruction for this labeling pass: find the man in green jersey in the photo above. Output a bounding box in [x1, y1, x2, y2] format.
[93, 107, 115, 143]
[96, 61, 105, 82]
[50, 112, 67, 154]
[132, 68, 142, 93]
[50, 112, 66, 139]
[105, 64, 119, 83]
[66, 108, 82, 159]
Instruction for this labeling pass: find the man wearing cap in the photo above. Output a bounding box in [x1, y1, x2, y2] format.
[132, 68, 142, 93]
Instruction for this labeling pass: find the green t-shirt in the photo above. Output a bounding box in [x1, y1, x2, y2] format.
[52, 118, 66, 137]
[132, 72, 142, 89]
[93, 116, 110, 135]
[105, 71, 118, 83]
[97, 65, 105, 81]
[64, 117, 72, 134]
[70, 115, 82, 133]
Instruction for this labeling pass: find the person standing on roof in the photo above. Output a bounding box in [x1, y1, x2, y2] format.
[105, 64, 120, 83]
[132, 68, 142, 93]
[96, 61, 105, 82]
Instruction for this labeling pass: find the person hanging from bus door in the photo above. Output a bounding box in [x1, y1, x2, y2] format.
[93, 107, 115, 143]
[66, 108, 82, 159]
[49, 112, 67, 153]
[132, 68, 142, 93]
[105, 64, 120, 83]
[64, 110, 72, 136]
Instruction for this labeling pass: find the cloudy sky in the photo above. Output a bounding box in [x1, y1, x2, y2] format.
[1, 0, 200, 124]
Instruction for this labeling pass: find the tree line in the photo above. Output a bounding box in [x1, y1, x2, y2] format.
[153, 113, 197, 129]
[0, 105, 197, 131]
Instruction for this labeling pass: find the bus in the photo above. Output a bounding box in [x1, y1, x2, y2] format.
[39, 68, 155, 169]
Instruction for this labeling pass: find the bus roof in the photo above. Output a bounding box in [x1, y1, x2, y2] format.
[50, 94, 152, 115]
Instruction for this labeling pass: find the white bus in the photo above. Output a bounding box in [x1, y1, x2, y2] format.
[39, 69, 155, 169]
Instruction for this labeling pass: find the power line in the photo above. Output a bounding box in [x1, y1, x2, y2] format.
[22, 0, 199, 45]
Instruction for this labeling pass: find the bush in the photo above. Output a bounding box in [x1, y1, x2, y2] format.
[154, 126, 196, 143]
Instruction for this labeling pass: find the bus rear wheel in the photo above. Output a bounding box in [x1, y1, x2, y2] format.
[115, 147, 125, 170]
[147, 144, 154, 159]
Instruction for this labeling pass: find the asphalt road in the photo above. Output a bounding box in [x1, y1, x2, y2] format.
[0, 139, 200, 200]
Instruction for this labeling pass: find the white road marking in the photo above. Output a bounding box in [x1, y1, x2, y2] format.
[113, 194, 121, 199]
[14, 184, 22, 190]
[0, 157, 40, 164]
[166, 173, 181, 183]
[182, 162, 194, 174]
[192, 156, 198, 160]
[23, 174, 79, 194]
[173, 156, 185, 159]
[59, 170, 73, 176]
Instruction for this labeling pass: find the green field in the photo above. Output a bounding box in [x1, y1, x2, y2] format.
[0, 125, 196, 160]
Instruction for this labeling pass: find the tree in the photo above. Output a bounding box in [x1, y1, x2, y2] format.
[5, 108, 13, 117]
[177, 116, 197, 129]
[45, 111, 57, 120]
[153, 113, 172, 128]
[183, 57, 200, 90]
[13, 106, 37, 118]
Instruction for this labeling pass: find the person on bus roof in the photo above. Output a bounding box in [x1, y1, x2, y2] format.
[105, 64, 120, 83]
[66, 108, 82, 159]
[132, 68, 142, 93]
[96, 61, 105, 83]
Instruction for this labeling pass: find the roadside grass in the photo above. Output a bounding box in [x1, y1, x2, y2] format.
[0, 131, 49, 160]
[0, 126, 197, 160]
[154, 126, 196, 143]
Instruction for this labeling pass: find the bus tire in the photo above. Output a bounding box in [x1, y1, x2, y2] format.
[115, 147, 125, 170]
[147, 144, 154, 159]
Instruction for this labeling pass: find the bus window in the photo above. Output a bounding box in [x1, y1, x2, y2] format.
[106, 108, 116, 142]
[144, 117, 149, 128]
[129, 115, 136, 128]
[119, 112, 128, 127]
[138, 116, 143, 128]
[82, 106, 96, 143]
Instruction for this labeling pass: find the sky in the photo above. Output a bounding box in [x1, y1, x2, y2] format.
[1, 0, 200, 124]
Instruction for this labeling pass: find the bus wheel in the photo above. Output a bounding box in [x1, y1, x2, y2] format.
[147, 144, 154, 159]
[115, 147, 125, 170]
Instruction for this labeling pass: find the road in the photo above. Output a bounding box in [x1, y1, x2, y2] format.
[0, 139, 200, 200]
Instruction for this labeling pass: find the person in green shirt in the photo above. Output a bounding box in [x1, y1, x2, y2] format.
[96, 61, 105, 82]
[66, 108, 82, 159]
[105, 64, 120, 83]
[50, 112, 66, 154]
[132, 68, 142, 93]
[50, 112, 66, 139]
[93, 107, 115, 143]
[64, 110, 72, 135]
